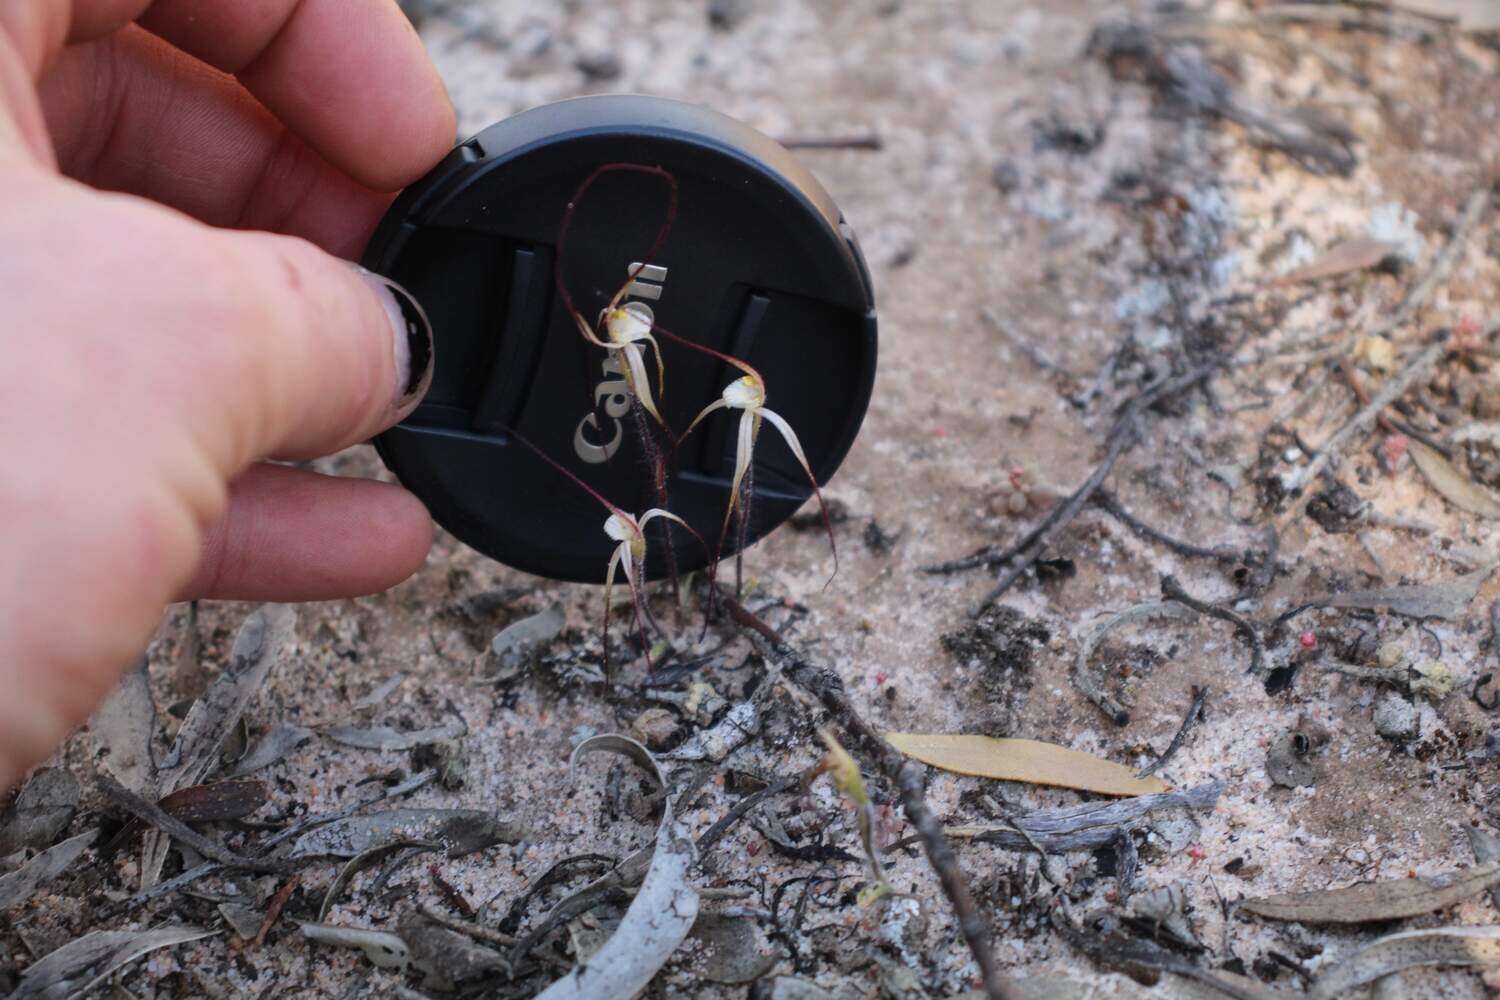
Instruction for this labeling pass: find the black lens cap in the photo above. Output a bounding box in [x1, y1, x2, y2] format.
[363, 95, 877, 582]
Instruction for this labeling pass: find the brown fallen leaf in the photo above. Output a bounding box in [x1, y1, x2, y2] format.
[1409, 439, 1500, 518]
[1241, 861, 1500, 923]
[158, 780, 268, 824]
[1270, 237, 1399, 287]
[882, 733, 1168, 797]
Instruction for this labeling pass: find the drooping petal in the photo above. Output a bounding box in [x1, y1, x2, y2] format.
[621, 343, 664, 425]
[684, 398, 728, 439]
[760, 407, 838, 581]
[729, 409, 757, 514]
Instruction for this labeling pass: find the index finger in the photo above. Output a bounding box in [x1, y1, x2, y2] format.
[136, 0, 454, 191]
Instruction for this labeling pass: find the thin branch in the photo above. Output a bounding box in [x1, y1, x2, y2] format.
[1160, 576, 1265, 675]
[1137, 686, 1209, 778]
[718, 591, 1019, 1000]
[1094, 490, 1240, 564]
[696, 772, 805, 854]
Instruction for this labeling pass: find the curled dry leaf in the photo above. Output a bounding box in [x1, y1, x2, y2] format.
[1269, 237, 1398, 287]
[322, 721, 467, 751]
[1307, 926, 1500, 999]
[0, 828, 97, 910]
[533, 734, 699, 1000]
[883, 733, 1169, 797]
[300, 923, 410, 972]
[1074, 601, 1197, 724]
[1241, 861, 1500, 923]
[1408, 438, 1500, 518]
[12, 925, 213, 999]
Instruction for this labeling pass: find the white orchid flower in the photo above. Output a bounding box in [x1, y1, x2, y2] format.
[683, 367, 837, 582]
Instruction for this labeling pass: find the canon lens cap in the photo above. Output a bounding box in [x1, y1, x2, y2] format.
[363, 95, 877, 582]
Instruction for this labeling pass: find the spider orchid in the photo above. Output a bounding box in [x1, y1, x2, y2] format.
[675, 346, 838, 589]
[554, 163, 679, 431]
[506, 429, 706, 679]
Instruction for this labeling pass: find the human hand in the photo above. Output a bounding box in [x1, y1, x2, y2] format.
[0, 1, 457, 789]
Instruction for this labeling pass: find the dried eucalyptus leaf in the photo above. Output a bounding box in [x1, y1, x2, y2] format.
[218, 900, 265, 940]
[1314, 563, 1497, 621]
[300, 923, 409, 971]
[143, 605, 296, 888]
[0, 768, 80, 854]
[354, 674, 405, 708]
[1242, 861, 1500, 923]
[884, 733, 1169, 796]
[534, 734, 699, 1000]
[691, 913, 778, 984]
[13, 925, 212, 998]
[1409, 439, 1500, 518]
[289, 808, 523, 859]
[225, 725, 314, 778]
[484, 604, 565, 680]
[158, 780, 268, 823]
[1308, 926, 1500, 999]
[1269, 237, 1398, 287]
[399, 920, 509, 990]
[90, 660, 156, 790]
[323, 721, 467, 751]
[0, 829, 97, 910]
[661, 701, 759, 762]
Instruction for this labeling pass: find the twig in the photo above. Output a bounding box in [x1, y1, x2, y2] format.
[1137, 686, 1209, 778]
[415, 905, 574, 975]
[696, 773, 805, 854]
[97, 776, 293, 875]
[718, 591, 1018, 1000]
[253, 874, 301, 948]
[982, 309, 1071, 376]
[1279, 334, 1448, 526]
[1094, 490, 1240, 564]
[970, 364, 1219, 613]
[1160, 576, 1265, 675]
[777, 133, 883, 151]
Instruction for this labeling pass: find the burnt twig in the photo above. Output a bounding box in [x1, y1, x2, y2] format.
[1161, 576, 1265, 675]
[1094, 490, 1239, 564]
[1137, 686, 1209, 778]
[718, 590, 1018, 1000]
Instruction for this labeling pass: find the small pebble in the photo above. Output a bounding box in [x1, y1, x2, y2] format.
[1374, 694, 1418, 742]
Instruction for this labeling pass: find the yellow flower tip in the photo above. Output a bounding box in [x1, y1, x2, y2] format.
[723, 374, 765, 409]
[605, 303, 653, 344]
[818, 728, 868, 806]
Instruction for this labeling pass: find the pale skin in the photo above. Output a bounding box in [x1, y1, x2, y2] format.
[0, 1, 458, 790]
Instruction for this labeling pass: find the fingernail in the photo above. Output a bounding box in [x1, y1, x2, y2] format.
[351, 263, 433, 404]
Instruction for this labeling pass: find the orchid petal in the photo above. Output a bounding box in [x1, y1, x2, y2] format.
[684, 398, 728, 439]
[622, 344, 664, 425]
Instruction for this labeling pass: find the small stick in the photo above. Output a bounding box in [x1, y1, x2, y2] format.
[1137, 686, 1209, 778]
[97, 776, 293, 875]
[970, 363, 1218, 613]
[777, 133, 883, 151]
[1093, 490, 1240, 564]
[718, 590, 1019, 1000]
[696, 772, 806, 854]
[1280, 334, 1448, 526]
[253, 874, 301, 948]
[1160, 576, 1265, 675]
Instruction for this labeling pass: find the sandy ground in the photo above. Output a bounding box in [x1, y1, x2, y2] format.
[9, 1, 1500, 997]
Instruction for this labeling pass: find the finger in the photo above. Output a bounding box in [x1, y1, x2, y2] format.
[39, 26, 392, 257]
[137, 0, 453, 191]
[181, 463, 432, 601]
